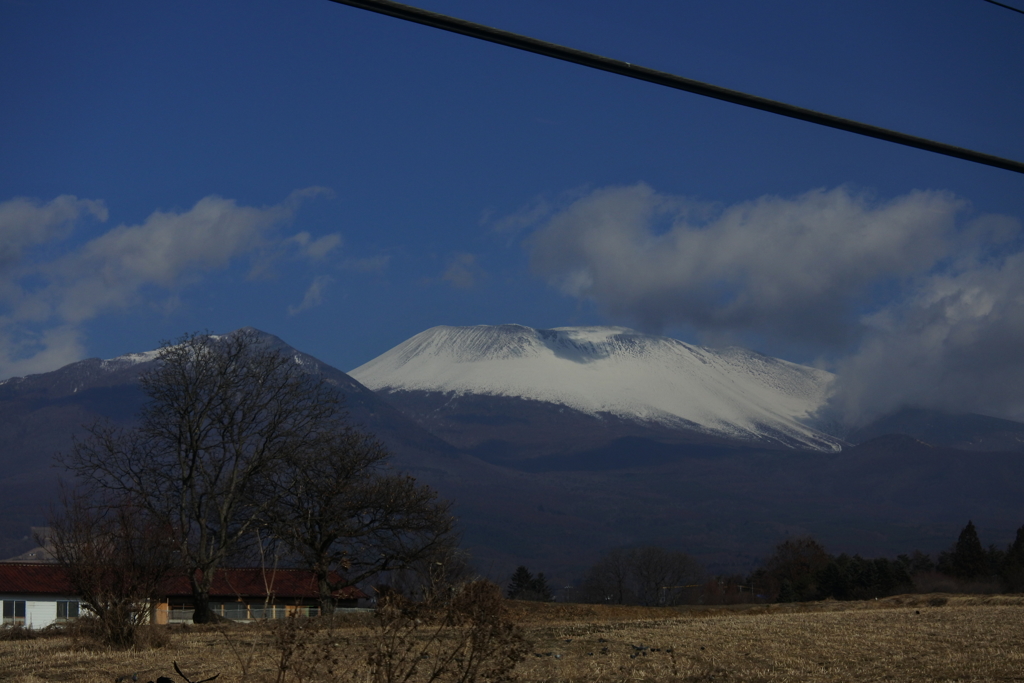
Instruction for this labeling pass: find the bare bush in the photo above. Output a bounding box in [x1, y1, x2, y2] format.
[367, 580, 528, 683]
[0, 624, 35, 641]
[48, 489, 175, 648]
[256, 570, 526, 683]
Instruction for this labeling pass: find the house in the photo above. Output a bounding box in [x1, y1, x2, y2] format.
[152, 567, 367, 623]
[1, 527, 56, 564]
[0, 564, 80, 629]
[0, 563, 367, 628]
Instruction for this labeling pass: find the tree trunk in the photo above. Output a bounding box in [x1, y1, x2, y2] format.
[317, 571, 336, 615]
[190, 567, 217, 624]
[192, 589, 216, 624]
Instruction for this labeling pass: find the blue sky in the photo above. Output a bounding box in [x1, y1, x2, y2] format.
[2, 0, 1023, 424]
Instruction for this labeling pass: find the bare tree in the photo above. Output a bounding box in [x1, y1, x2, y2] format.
[578, 546, 704, 606]
[64, 329, 345, 623]
[630, 546, 703, 606]
[266, 427, 457, 613]
[759, 536, 830, 602]
[48, 489, 175, 647]
[578, 547, 633, 604]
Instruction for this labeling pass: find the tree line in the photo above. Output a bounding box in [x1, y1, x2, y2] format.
[509, 521, 1024, 608]
[52, 330, 456, 643]
[506, 547, 705, 607]
[750, 520, 1024, 603]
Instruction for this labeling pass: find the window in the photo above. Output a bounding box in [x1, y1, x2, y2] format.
[56, 600, 79, 620]
[2, 600, 26, 625]
[223, 603, 247, 621]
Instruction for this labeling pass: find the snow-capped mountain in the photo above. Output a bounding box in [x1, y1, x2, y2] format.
[350, 324, 842, 452]
[5, 325, 1024, 579]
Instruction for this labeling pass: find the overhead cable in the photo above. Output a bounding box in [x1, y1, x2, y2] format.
[981, 0, 1024, 16]
[326, 0, 1024, 175]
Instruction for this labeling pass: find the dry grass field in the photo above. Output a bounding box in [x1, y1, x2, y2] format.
[1, 594, 1022, 682]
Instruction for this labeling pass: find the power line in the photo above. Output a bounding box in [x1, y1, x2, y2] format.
[326, 0, 1024, 175]
[981, 0, 1024, 16]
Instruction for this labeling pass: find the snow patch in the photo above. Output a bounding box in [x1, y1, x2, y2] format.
[351, 324, 840, 452]
[104, 349, 161, 366]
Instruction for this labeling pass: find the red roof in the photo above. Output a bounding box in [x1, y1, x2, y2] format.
[0, 564, 365, 600]
[0, 563, 75, 595]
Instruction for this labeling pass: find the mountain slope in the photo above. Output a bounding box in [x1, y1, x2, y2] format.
[351, 324, 841, 452]
[847, 408, 1024, 451]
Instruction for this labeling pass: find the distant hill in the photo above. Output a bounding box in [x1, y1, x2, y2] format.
[848, 408, 1024, 451]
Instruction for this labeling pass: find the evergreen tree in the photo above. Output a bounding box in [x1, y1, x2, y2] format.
[950, 520, 988, 580]
[816, 554, 912, 601]
[506, 566, 535, 599]
[896, 550, 935, 575]
[1010, 526, 1024, 559]
[815, 555, 850, 600]
[777, 579, 797, 603]
[506, 566, 555, 601]
[1000, 525, 1024, 592]
[530, 572, 553, 601]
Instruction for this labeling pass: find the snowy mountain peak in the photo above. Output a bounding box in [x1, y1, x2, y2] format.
[350, 324, 841, 452]
[105, 349, 161, 366]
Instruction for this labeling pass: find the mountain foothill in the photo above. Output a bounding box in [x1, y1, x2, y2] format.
[1, 324, 1023, 582]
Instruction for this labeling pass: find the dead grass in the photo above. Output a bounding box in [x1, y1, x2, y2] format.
[1, 594, 1022, 682]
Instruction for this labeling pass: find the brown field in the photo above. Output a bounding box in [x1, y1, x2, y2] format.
[1, 594, 1022, 682]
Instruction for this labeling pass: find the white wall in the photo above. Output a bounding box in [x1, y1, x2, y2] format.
[1, 594, 79, 629]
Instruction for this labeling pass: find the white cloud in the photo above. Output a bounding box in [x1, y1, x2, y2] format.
[0, 196, 108, 307]
[828, 249, 1024, 425]
[41, 195, 294, 322]
[288, 275, 333, 316]
[442, 253, 482, 290]
[0, 190, 328, 379]
[288, 231, 343, 261]
[0, 325, 85, 380]
[484, 196, 553, 235]
[342, 255, 390, 273]
[527, 182, 1024, 425]
[529, 183, 963, 347]
[0, 196, 107, 272]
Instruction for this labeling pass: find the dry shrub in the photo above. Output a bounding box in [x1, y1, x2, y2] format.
[368, 580, 529, 683]
[133, 625, 170, 649]
[260, 582, 528, 683]
[267, 614, 364, 683]
[58, 615, 107, 646]
[47, 616, 169, 651]
[0, 624, 35, 641]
